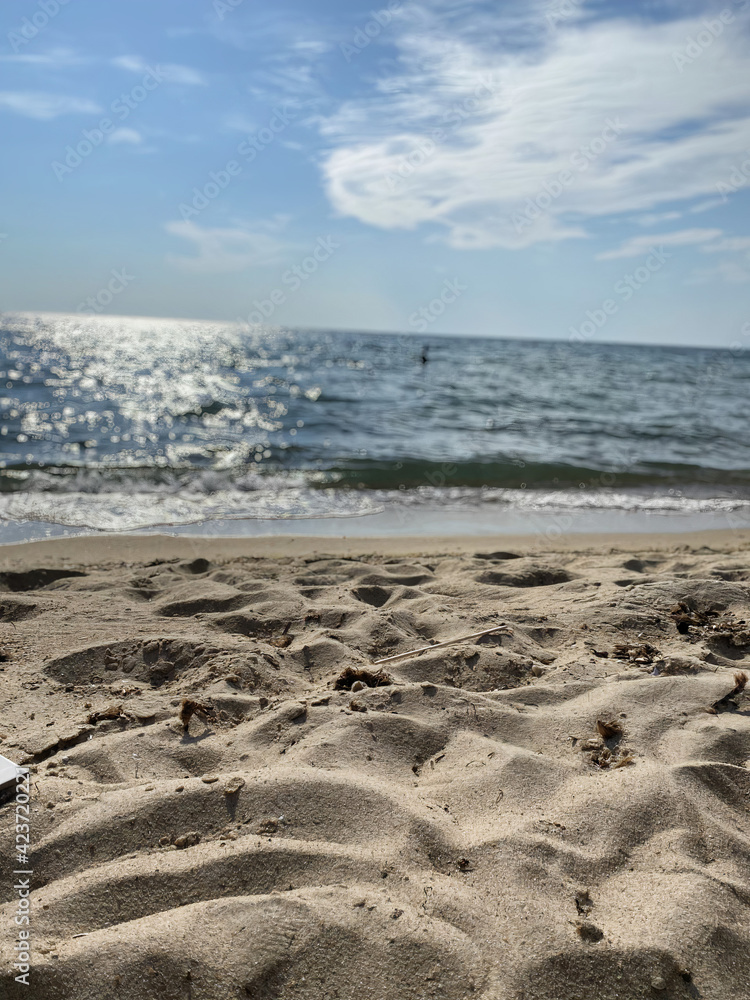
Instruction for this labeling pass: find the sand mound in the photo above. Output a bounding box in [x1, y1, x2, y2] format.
[1, 536, 749, 998]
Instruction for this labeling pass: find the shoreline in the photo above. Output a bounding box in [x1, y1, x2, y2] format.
[2, 494, 749, 547]
[1, 526, 749, 566]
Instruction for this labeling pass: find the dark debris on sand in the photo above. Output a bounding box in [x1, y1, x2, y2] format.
[334, 666, 394, 691]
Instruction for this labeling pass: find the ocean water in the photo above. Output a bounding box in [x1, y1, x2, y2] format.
[1, 312, 749, 540]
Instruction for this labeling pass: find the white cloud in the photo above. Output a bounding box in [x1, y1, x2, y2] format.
[318, 3, 750, 250]
[222, 113, 258, 133]
[165, 221, 289, 273]
[700, 237, 750, 252]
[112, 55, 207, 86]
[107, 127, 143, 145]
[208, 12, 330, 102]
[0, 91, 101, 120]
[292, 39, 332, 57]
[597, 228, 724, 259]
[160, 63, 207, 86]
[685, 228, 750, 282]
[635, 211, 683, 227]
[689, 197, 726, 213]
[112, 55, 150, 73]
[0, 48, 87, 66]
[688, 260, 750, 284]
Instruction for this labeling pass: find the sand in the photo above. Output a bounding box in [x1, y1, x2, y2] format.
[1, 529, 749, 999]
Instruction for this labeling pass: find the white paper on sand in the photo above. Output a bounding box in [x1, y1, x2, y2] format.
[0, 753, 22, 793]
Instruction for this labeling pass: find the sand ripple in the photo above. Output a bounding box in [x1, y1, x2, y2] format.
[1, 540, 750, 997]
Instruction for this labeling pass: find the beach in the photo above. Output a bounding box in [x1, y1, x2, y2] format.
[1, 528, 749, 998]
[4, 0, 750, 994]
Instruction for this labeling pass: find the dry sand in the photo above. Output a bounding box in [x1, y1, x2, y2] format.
[1, 529, 750, 999]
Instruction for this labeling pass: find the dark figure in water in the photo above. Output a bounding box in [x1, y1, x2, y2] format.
[420, 345, 429, 365]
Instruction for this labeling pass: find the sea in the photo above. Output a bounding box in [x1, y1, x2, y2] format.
[1, 311, 749, 543]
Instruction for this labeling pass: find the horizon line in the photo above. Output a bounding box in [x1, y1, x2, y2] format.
[0, 308, 737, 354]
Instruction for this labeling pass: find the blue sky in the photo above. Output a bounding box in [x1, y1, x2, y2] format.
[1, 0, 749, 346]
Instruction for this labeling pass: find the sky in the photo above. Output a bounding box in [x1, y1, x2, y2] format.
[1, 0, 749, 346]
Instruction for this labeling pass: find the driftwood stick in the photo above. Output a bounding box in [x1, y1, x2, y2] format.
[372, 626, 513, 666]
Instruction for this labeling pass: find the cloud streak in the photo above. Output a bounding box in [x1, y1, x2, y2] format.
[112, 56, 207, 86]
[597, 228, 724, 259]
[165, 221, 289, 273]
[0, 91, 101, 119]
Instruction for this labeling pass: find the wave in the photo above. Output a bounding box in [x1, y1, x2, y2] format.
[314, 458, 750, 491]
[0, 489, 385, 533]
[0, 481, 748, 534]
[4, 458, 750, 495]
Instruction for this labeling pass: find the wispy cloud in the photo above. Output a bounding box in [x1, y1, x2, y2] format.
[689, 197, 727, 214]
[0, 91, 101, 119]
[0, 48, 88, 67]
[165, 220, 289, 273]
[700, 236, 750, 252]
[291, 39, 333, 57]
[688, 259, 750, 284]
[112, 55, 207, 86]
[222, 113, 258, 133]
[108, 127, 143, 145]
[635, 211, 683, 227]
[209, 10, 330, 103]
[597, 228, 724, 259]
[319, 3, 750, 250]
[681, 225, 750, 282]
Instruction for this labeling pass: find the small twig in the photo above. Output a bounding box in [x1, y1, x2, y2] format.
[372, 625, 513, 666]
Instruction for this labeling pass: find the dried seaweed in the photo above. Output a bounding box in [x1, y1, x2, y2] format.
[178, 698, 216, 730]
[575, 889, 593, 916]
[671, 603, 749, 645]
[710, 671, 749, 714]
[596, 719, 623, 740]
[334, 667, 394, 691]
[579, 719, 633, 769]
[269, 622, 293, 648]
[87, 703, 125, 725]
[611, 642, 660, 665]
